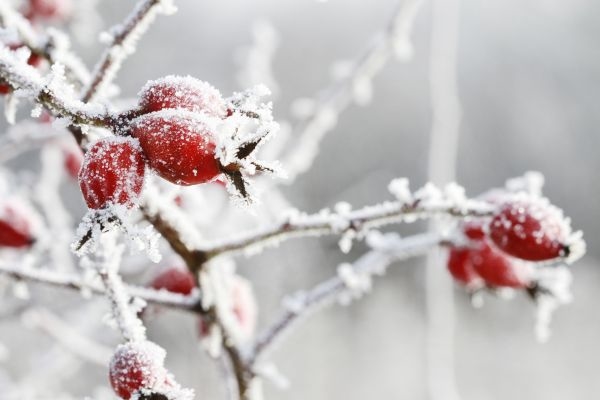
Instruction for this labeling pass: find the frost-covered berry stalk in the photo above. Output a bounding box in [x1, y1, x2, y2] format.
[0, 0, 588, 400]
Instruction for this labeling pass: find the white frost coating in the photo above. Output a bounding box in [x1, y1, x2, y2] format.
[35, 145, 76, 273]
[80, 232, 146, 342]
[505, 171, 545, 196]
[4, 92, 18, 124]
[200, 179, 493, 259]
[531, 266, 573, 342]
[388, 177, 412, 203]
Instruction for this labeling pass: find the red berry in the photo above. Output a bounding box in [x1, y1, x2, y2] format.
[489, 195, 569, 262]
[0, 203, 35, 248]
[471, 241, 533, 288]
[447, 248, 482, 288]
[78, 138, 146, 210]
[27, 0, 73, 21]
[150, 267, 195, 295]
[0, 45, 43, 95]
[138, 76, 227, 118]
[109, 341, 168, 400]
[131, 111, 221, 186]
[63, 146, 83, 180]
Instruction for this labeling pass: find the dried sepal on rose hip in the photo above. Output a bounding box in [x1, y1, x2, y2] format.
[138, 75, 227, 118]
[488, 193, 585, 263]
[79, 137, 146, 210]
[109, 340, 192, 400]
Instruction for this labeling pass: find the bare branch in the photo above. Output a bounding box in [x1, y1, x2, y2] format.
[201, 192, 493, 260]
[281, 0, 424, 181]
[82, 0, 176, 102]
[0, 263, 201, 313]
[248, 233, 445, 365]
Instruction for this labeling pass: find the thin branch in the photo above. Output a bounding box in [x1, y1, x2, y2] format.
[81, 0, 176, 102]
[248, 233, 445, 365]
[0, 263, 201, 313]
[281, 0, 424, 181]
[0, 2, 91, 86]
[200, 195, 493, 260]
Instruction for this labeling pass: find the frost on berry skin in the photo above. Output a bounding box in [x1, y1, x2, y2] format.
[131, 110, 220, 186]
[0, 202, 36, 248]
[489, 194, 573, 262]
[150, 267, 196, 296]
[108, 341, 167, 400]
[79, 137, 146, 210]
[138, 75, 227, 118]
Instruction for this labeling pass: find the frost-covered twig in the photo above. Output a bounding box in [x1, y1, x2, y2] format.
[0, 47, 115, 127]
[82, 0, 177, 102]
[0, 2, 91, 85]
[248, 232, 445, 365]
[281, 0, 423, 181]
[0, 262, 200, 312]
[201, 181, 493, 260]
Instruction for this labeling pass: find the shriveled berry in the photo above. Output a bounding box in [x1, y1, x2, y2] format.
[150, 267, 195, 296]
[78, 138, 146, 209]
[109, 341, 168, 400]
[489, 195, 569, 262]
[0, 203, 35, 248]
[138, 76, 227, 118]
[131, 111, 221, 186]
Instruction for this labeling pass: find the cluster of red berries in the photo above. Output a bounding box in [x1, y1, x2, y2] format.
[78, 76, 263, 211]
[149, 267, 256, 340]
[447, 192, 577, 291]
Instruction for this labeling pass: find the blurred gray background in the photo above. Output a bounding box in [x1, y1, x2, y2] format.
[3, 0, 600, 399]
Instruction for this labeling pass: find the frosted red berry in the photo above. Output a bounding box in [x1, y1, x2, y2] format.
[26, 0, 73, 21]
[109, 341, 168, 400]
[150, 267, 195, 295]
[0, 204, 35, 248]
[78, 138, 146, 210]
[489, 196, 569, 262]
[131, 111, 221, 186]
[138, 76, 227, 118]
